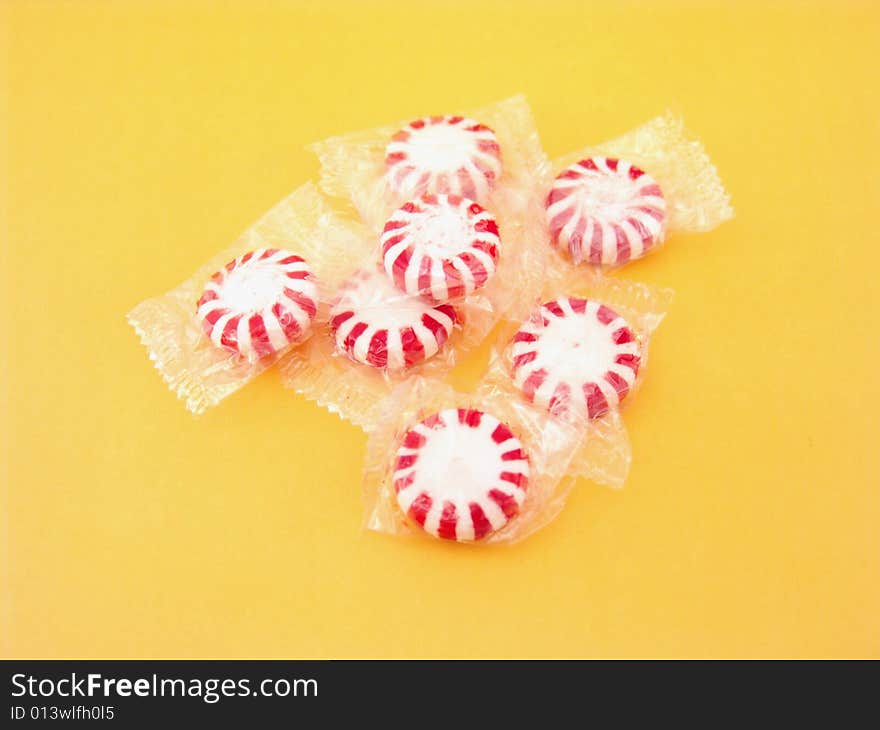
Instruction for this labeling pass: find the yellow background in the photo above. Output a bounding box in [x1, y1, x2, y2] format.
[2, 0, 878, 659]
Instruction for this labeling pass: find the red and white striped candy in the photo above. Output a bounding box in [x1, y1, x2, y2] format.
[384, 116, 502, 203]
[393, 408, 529, 542]
[546, 157, 667, 266]
[196, 248, 317, 361]
[329, 268, 457, 371]
[511, 297, 641, 421]
[381, 194, 501, 303]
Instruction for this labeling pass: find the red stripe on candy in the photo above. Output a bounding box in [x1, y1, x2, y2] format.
[614, 224, 630, 264]
[382, 233, 406, 256]
[422, 412, 445, 430]
[396, 452, 418, 470]
[500, 471, 527, 489]
[330, 310, 354, 331]
[596, 304, 616, 325]
[475, 218, 499, 236]
[638, 206, 665, 221]
[203, 307, 225, 327]
[272, 302, 302, 342]
[488, 489, 519, 519]
[344, 321, 368, 354]
[278, 254, 304, 266]
[390, 246, 413, 287]
[460, 252, 488, 287]
[469, 503, 493, 540]
[628, 216, 652, 246]
[604, 371, 629, 400]
[458, 408, 482, 427]
[417, 256, 432, 295]
[568, 210, 588, 259]
[589, 222, 604, 264]
[491, 423, 514, 444]
[544, 301, 564, 318]
[383, 219, 407, 233]
[616, 353, 641, 374]
[394, 472, 414, 494]
[548, 382, 572, 417]
[400, 326, 426, 366]
[472, 241, 498, 260]
[513, 351, 537, 369]
[513, 331, 538, 344]
[408, 492, 432, 527]
[403, 430, 426, 449]
[437, 502, 458, 541]
[284, 288, 316, 318]
[220, 315, 241, 349]
[422, 314, 450, 347]
[442, 260, 466, 299]
[584, 382, 610, 419]
[366, 330, 389, 368]
[522, 368, 548, 402]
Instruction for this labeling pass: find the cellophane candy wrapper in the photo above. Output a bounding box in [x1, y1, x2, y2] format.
[310, 94, 550, 233]
[127, 183, 367, 414]
[484, 270, 673, 489]
[363, 376, 587, 546]
[282, 96, 551, 431]
[546, 112, 733, 271]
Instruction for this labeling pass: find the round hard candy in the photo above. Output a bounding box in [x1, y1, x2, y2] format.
[393, 408, 529, 542]
[196, 248, 317, 361]
[329, 268, 457, 370]
[511, 297, 641, 421]
[546, 156, 666, 265]
[384, 116, 502, 202]
[381, 194, 500, 302]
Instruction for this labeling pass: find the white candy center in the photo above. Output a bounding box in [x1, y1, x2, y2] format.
[405, 124, 476, 173]
[221, 260, 288, 313]
[413, 420, 504, 502]
[576, 174, 637, 219]
[540, 312, 616, 383]
[410, 204, 473, 257]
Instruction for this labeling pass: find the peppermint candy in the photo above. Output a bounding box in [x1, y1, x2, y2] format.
[511, 297, 641, 421]
[393, 408, 529, 542]
[385, 116, 502, 202]
[197, 248, 317, 361]
[330, 268, 457, 371]
[547, 156, 666, 266]
[382, 194, 500, 302]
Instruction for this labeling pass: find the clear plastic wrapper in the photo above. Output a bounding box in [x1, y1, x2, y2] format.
[283, 96, 551, 431]
[546, 112, 733, 271]
[484, 270, 673, 489]
[127, 183, 367, 414]
[310, 94, 551, 234]
[363, 376, 589, 546]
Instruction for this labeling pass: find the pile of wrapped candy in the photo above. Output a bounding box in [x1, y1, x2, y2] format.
[128, 96, 732, 545]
